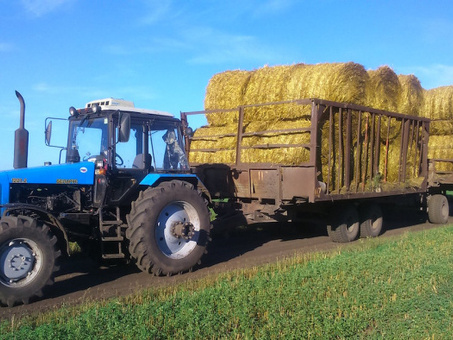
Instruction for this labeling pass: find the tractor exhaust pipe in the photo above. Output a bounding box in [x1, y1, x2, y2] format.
[14, 91, 29, 169]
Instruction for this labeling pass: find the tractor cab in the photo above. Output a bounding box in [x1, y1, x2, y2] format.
[46, 98, 190, 206]
[47, 98, 189, 173]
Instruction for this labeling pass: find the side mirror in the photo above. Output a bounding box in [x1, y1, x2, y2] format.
[185, 127, 194, 137]
[45, 121, 52, 146]
[118, 112, 130, 143]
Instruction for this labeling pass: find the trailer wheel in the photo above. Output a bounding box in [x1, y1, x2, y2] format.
[327, 206, 359, 243]
[428, 194, 449, 224]
[126, 180, 211, 276]
[359, 204, 383, 238]
[0, 216, 60, 307]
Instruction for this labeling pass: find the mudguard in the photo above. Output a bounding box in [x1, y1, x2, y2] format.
[139, 173, 211, 200]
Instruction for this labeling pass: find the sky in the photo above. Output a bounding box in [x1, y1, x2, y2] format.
[1, 0, 453, 169]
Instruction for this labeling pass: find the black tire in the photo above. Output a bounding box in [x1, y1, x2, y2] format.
[428, 194, 449, 224]
[327, 206, 360, 243]
[359, 204, 383, 238]
[126, 180, 211, 275]
[0, 216, 60, 307]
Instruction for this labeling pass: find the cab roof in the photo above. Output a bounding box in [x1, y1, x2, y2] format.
[84, 97, 174, 117]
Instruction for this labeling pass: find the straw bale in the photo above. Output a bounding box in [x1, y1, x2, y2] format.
[189, 149, 236, 164]
[397, 74, 424, 116]
[366, 66, 401, 112]
[243, 65, 294, 105]
[241, 147, 311, 165]
[423, 86, 453, 120]
[189, 125, 238, 164]
[240, 65, 296, 122]
[284, 62, 369, 105]
[378, 130, 421, 183]
[429, 120, 453, 136]
[190, 125, 237, 150]
[204, 70, 252, 126]
[428, 135, 453, 171]
[242, 119, 311, 148]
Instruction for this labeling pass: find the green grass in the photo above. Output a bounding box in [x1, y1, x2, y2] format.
[2, 225, 453, 339]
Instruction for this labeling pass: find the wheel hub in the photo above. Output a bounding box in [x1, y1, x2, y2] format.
[0, 241, 35, 282]
[170, 221, 195, 240]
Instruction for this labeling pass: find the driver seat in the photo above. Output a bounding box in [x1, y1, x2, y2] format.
[132, 153, 153, 171]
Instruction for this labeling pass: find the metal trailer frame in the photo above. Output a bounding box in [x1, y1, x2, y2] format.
[182, 99, 431, 213]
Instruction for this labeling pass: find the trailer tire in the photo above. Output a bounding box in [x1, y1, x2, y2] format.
[327, 206, 360, 243]
[359, 204, 383, 238]
[126, 180, 211, 276]
[428, 194, 449, 224]
[0, 216, 60, 307]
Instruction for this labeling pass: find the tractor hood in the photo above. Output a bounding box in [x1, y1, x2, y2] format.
[0, 161, 95, 186]
[0, 161, 95, 208]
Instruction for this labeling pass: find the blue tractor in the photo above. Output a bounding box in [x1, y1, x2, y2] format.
[0, 93, 211, 306]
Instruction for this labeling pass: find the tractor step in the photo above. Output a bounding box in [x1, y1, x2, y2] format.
[99, 208, 126, 259]
[102, 253, 125, 259]
[101, 236, 124, 242]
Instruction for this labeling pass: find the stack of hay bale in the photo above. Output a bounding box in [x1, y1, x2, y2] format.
[190, 62, 449, 191]
[423, 86, 453, 171]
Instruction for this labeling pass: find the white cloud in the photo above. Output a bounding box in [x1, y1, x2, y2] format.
[185, 30, 277, 65]
[20, 0, 73, 17]
[405, 64, 453, 89]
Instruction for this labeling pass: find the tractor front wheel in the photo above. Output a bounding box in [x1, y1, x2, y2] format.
[126, 180, 211, 276]
[0, 216, 60, 307]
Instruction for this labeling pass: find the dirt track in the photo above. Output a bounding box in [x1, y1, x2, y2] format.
[1, 211, 450, 321]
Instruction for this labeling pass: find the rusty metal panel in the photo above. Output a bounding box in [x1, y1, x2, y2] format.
[281, 167, 317, 202]
[250, 169, 279, 199]
[233, 170, 250, 198]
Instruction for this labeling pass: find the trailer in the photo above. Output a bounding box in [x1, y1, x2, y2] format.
[182, 98, 450, 242]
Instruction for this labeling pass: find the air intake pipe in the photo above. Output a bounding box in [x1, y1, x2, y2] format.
[14, 91, 29, 169]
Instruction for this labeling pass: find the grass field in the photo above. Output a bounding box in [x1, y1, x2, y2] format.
[2, 224, 453, 339]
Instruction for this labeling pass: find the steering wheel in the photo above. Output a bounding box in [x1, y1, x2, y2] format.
[115, 153, 124, 166]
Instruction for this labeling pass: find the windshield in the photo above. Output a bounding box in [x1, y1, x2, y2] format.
[68, 116, 109, 161]
[67, 115, 189, 171]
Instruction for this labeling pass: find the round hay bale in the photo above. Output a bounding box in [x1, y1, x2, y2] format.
[428, 135, 453, 171]
[241, 147, 311, 165]
[189, 125, 238, 164]
[204, 70, 252, 125]
[366, 66, 401, 112]
[284, 62, 369, 105]
[423, 86, 453, 120]
[242, 119, 312, 148]
[189, 149, 236, 164]
[397, 74, 424, 116]
[429, 120, 453, 136]
[241, 65, 295, 122]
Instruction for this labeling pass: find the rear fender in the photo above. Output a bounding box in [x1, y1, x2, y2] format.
[139, 173, 211, 201]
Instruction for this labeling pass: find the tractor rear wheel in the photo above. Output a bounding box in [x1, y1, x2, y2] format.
[0, 216, 60, 307]
[126, 180, 211, 276]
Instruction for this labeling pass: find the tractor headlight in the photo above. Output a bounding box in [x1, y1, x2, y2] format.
[69, 106, 79, 117]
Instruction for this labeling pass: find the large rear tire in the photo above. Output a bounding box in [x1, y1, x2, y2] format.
[428, 194, 449, 224]
[327, 205, 360, 243]
[0, 216, 60, 307]
[126, 180, 211, 275]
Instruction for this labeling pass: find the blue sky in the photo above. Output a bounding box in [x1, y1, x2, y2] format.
[1, 0, 453, 169]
